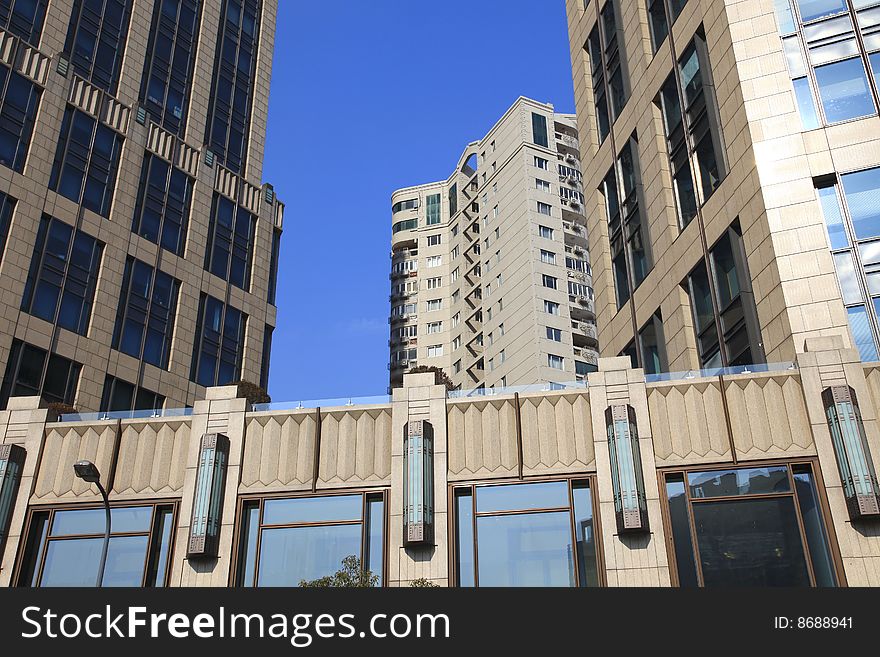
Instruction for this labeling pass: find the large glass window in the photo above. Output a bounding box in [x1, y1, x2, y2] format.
[100, 375, 165, 414]
[0, 64, 41, 173]
[112, 257, 179, 369]
[657, 30, 726, 227]
[0, 190, 16, 267]
[50, 107, 124, 218]
[235, 492, 386, 587]
[267, 227, 280, 304]
[531, 112, 549, 148]
[604, 135, 651, 308]
[190, 294, 246, 387]
[818, 168, 880, 360]
[425, 193, 441, 226]
[585, 0, 629, 143]
[454, 479, 601, 587]
[774, 0, 880, 127]
[685, 223, 764, 368]
[205, 193, 255, 290]
[132, 153, 193, 256]
[63, 0, 133, 94]
[205, 0, 261, 174]
[647, 0, 669, 53]
[663, 463, 837, 587]
[0, 0, 48, 46]
[0, 340, 81, 409]
[639, 312, 667, 375]
[17, 504, 176, 587]
[21, 215, 103, 336]
[139, 0, 201, 135]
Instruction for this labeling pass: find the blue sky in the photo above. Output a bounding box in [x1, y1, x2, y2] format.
[262, 0, 576, 402]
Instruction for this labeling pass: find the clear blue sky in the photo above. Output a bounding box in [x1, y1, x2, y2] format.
[262, 0, 576, 402]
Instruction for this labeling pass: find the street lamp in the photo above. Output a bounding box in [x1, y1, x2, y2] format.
[73, 460, 111, 587]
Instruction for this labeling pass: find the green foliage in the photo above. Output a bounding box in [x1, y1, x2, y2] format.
[406, 365, 455, 391]
[299, 555, 378, 588]
[46, 402, 78, 421]
[229, 380, 272, 405]
[409, 578, 439, 587]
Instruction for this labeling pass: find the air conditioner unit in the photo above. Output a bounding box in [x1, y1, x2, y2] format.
[570, 200, 581, 209]
[577, 296, 589, 305]
[567, 175, 578, 185]
[565, 153, 576, 163]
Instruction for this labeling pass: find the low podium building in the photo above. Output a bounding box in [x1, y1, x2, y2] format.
[1, 335, 879, 587]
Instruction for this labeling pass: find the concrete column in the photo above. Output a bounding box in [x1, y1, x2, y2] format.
[588, 357, 672, 586]
[388, 373, 449, 587]
[797, 336, 880, 586]
[170, 385, 248, 587]
[0, 397, 49, 587]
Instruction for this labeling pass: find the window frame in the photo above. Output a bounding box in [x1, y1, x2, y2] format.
[15, 499, 179, 588]
[230, 488, 389, 587]
[657, 458, 845, 588]
[448, 475, 606, 588]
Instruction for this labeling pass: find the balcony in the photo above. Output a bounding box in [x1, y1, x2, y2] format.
[572, 348, 598, 367]
[555, 133, 580, 151]
[571, 321, 598, 347]
[570, 297, 595, 318]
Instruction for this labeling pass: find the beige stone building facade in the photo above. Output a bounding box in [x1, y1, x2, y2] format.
[389, 97, 599, 392]
[1, 335, 878, 587]
[565, 0, 880, 374]
[0, 0, 283, 415]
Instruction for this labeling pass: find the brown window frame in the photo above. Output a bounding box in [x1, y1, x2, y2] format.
[447, 474, 606, 588]
[657, 457, 846, 587]
[14, 499, 179, 588]
[230, 487, 389, 587]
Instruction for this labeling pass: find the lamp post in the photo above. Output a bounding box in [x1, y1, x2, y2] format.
[73, 460, 110, 587]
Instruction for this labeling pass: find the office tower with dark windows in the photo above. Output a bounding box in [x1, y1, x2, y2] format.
[0, 0, 283, 414]
[565, 0, 880, 374]
[389, 97, 599, 392]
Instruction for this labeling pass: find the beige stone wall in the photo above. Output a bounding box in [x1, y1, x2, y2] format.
[4, 345, 880, 586]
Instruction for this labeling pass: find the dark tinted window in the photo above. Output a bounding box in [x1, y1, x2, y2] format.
[64, 0, 133, 94]
[50, 107, 124, 218]
[190, 294, 246, 387]
[112, 257, 179, 368]
[21, 215, 103, 336]
[139, 0, 201, 135]
[132, 152, 193, 255]
[205, 0, 261, 174]
[0, 64, 41, 172]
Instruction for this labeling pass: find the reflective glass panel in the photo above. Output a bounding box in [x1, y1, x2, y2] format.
[687, 466, 792, 498]
[692, 497, 811, 586]
[814, 57, 875, 124]
[818, 184, 848, 249]
[50, 506, 153, 536]
[665, 475, 700, 587]
[841, 167, 880, 240]
[257, 524, 362, 586]
[797, 0, 847, 22]
[262, 495, 363, 525]
[40, 535, 150, 587]
[847, 305, 879, 361]
[793, 466, 837, 587]
[455, 490, 475, 587]
[572, 483, 599, 587]
[476, 511, 575, 586]
[476, 481, 569, 513]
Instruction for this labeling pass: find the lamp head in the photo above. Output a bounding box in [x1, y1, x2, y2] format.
[73, 460, 101, 483]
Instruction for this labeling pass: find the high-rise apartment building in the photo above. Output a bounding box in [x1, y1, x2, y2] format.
[565, 0, 880, 373]
[389, 97, 599, 391]
[0, 0, 283, 414]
